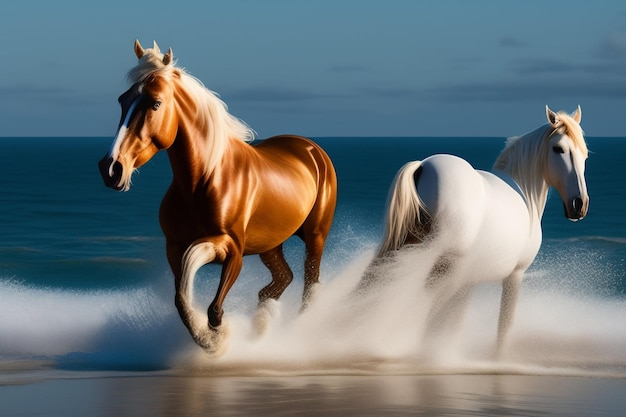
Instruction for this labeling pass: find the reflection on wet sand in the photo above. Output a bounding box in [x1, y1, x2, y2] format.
[2, 373, 626, 416]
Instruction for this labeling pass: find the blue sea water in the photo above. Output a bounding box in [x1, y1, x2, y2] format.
[0, 136, 625, 376]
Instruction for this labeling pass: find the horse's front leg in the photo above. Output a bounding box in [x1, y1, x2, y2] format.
[173, 235, 240, 352]
[208, 243, 243, 329]
[167, 240, 195, 335]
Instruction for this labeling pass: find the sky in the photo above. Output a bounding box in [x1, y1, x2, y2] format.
[1, 0, 626, 138]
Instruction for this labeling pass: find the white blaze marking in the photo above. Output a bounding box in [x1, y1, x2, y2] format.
[107, 96, 141, 176]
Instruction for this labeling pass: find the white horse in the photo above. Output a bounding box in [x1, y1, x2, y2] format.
[362, 105, 589, 355]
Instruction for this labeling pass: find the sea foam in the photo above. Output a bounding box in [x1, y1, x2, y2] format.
[1, 244, 625, 377]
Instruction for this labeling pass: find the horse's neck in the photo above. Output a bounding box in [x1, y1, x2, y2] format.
[166, 131, 249, 195]
[166, 131, 213, 193]
[505, 167, 547, 209]
[495, 151, 550, 223]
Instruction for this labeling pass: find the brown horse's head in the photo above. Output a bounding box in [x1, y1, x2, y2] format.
[99, 40, 179, 191]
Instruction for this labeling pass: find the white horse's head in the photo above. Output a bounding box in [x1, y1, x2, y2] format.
[544, 105, 589, 221]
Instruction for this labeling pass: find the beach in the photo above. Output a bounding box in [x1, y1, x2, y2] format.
[3, 370, 626, 416]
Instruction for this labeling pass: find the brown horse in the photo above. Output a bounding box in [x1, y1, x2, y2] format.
[98, 40, 337, 352]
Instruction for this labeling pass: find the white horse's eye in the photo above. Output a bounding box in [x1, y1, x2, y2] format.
[552, 145, 565, 154]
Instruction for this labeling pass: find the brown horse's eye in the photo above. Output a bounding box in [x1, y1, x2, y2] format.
[152, 100, 161, 111]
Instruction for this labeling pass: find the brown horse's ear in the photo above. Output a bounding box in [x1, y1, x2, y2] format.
[163, 47, 173, 65]
[134, 39, 145, 59]
[572, 105, 582, 124]
[546, 105, 559, 127]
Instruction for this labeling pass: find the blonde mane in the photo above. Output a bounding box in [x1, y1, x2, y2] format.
[493, 110, 587, 219]
[126, 44, 256, 177]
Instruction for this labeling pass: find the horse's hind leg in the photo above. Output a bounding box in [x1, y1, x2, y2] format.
[252, 246, 294, 336]
[423, 254, 471, 346]
[426, 282, 471, 337]
[258, 245, 294, 302]
[297, 226, 330, 309]
[299, 146, 337, 307]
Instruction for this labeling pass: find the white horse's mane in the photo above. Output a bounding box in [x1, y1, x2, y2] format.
[493, 111, 587, 219]
[126, 44, 256, 177]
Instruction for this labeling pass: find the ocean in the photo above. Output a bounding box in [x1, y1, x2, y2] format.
[1, 136, 626, 416]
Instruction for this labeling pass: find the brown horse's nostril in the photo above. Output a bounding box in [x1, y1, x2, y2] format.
[98, 156, 124, 190]
[573, 197, 584, 216]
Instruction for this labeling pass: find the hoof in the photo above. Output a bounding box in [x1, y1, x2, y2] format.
[192, 322, 230, 356]
[301, 282, 321, 312]
[252, 298, 280, 338]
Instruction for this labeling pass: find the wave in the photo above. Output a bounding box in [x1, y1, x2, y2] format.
[83, 236, 162, 243]
[1, 243, 626, 378]
[0, 246, 42, 254]
[53, 256, 150, 266]
[544, 235, 626, 245]
[0, 277, 185, 371]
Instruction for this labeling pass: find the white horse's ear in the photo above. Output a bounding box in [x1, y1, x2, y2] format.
[134, 39, 145, 59]
[546, 105, 559, 127]
[572, 105, 582, 124]
[163, 47, 173, 65]
[152, 41, 161, 54]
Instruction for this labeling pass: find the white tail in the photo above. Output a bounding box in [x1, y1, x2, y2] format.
[378, 160, 428, 256]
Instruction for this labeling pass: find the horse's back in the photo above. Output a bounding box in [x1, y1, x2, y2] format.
[254, 135, 333, 168]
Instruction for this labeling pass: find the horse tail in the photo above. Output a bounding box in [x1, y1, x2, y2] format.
[377, 160, 429, 257]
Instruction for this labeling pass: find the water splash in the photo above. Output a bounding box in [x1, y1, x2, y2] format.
[1, 243, 626, 377]
[177, 246, 626, 377]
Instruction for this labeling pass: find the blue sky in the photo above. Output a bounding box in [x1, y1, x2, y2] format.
[1, 1, 625, 137]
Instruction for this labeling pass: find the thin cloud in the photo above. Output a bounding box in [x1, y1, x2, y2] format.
[514, 58, 578, 74]
[595, 30, 626, 60]
[424, 77, 626, 102]
[0, 84, 106, 107]
[0, 84, 67, 98]
[327, 64, 370, 73]
[359, 86, 420, 99]
[513, 57, 626, 77]
[499, 36, 528, 48]
[226, 86, 346, 103]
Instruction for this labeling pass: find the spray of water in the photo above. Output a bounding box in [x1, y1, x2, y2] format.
[174, 244, 626, 378]
[1, 241, 625, 377]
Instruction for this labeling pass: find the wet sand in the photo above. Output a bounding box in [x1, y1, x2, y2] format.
[2, 370, 626, 416]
